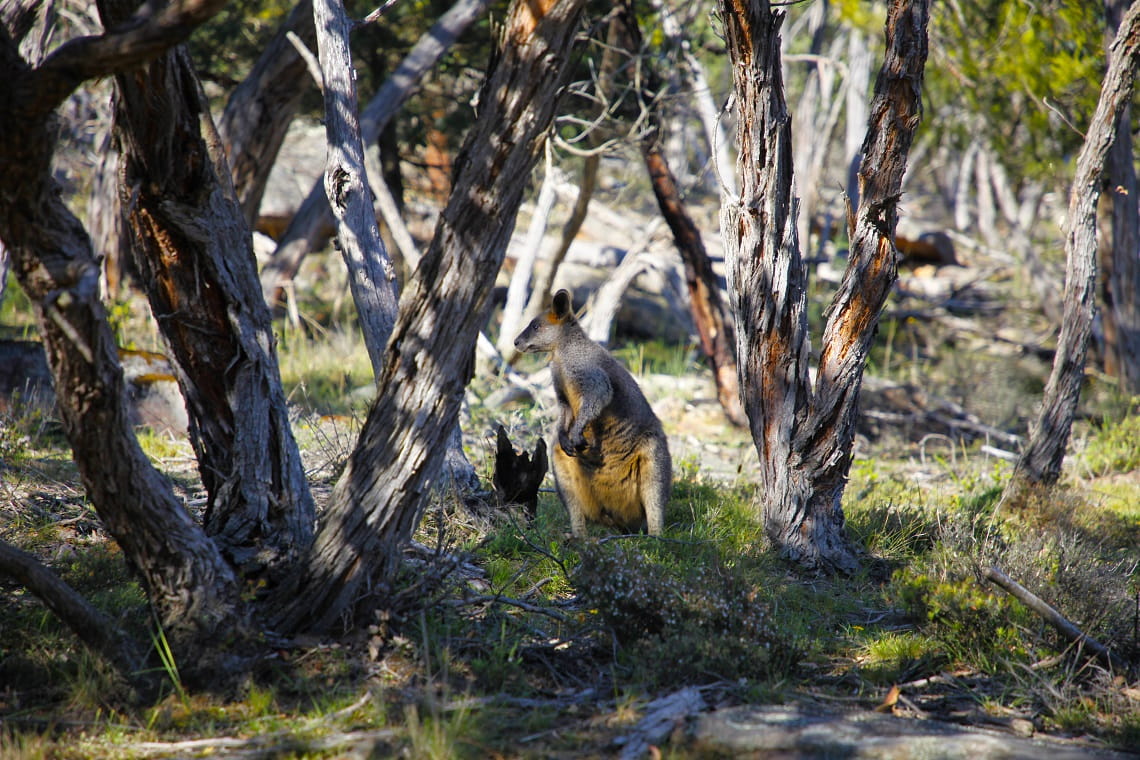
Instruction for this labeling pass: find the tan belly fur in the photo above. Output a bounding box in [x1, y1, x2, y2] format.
[553, 444, 646, 530]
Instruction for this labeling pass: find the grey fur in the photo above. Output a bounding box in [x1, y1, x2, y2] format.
[514, 290, 672, 535]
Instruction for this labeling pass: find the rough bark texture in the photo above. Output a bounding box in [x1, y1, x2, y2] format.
[0, 0, 250, 685]
[719, 0, 929, 573]
[268, 0, 588, 634]
[1013, 1, 1140, 487]
[1099, 0, 1140, 395]
[259, 0, 491, 309]
[101, 0, 315, 576]
[801, 0, 929, 561]
[216, 0, 315, 227]
[311, 0, 399, 375]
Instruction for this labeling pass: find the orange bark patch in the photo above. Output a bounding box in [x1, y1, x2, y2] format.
[510, 0, 559, 41]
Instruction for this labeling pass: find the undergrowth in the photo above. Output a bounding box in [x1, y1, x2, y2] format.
[1, 324, 1139, 755]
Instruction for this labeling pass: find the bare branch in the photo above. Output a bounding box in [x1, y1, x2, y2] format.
[0, 539, 150, 692]
[24, 0, 227, 117]
[984, 566, 1127, 671]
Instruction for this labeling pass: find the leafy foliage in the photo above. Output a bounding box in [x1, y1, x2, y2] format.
[926, 0, 1104, 180]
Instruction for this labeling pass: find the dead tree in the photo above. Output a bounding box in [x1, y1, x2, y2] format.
[1010, 0, 1140, 489]
[718, 0, 930, 572]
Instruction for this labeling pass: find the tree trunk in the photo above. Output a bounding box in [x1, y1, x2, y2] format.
[803, 0, 929, 567]
[1011, 1, 1140, 487]
[0, 0, 252, 686]
[268, 0, 589, 634]
[1100, 0, 1140, 394]
[101, 0, 315, 576]
[719, 0, 930, 573]
[216, 0, 315, 228]
[643, 142, 747, 427]
[311, 0, 399, 375]
[258, 0, 491, 309]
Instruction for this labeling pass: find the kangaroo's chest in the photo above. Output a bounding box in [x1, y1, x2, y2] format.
[552, 363, 584, 417]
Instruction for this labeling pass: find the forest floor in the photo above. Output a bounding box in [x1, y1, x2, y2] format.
[3, 243, 1140, 757]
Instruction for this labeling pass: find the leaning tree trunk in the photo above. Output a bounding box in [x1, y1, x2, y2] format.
[216, 0, 315, 228]
[643, 140, 746, 427]
[719, 0, 929, 573]
[268, 0, 589, 634]
[100, 0, 315, 576]
[1099, 0, 1140, 395]
[310, 0, 400, 374]
[0, 0, 251, 687]
[1010, 1, 1140, 488]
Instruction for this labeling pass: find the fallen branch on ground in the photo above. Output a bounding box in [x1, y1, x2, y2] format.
[983, 566, 1127, 671]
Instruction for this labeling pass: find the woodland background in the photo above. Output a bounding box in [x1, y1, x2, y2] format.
[1, 0, 1139, 756]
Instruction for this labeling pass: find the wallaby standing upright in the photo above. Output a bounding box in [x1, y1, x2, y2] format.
[513, 289, 672, 535]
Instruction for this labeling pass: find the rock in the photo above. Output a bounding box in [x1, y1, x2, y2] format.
[0, 340, 187, 436]
[0, 340, 54, 412]
[690, 704, 1133, 759]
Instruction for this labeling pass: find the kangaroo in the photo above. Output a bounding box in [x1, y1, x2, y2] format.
[513, 289, 671, 536]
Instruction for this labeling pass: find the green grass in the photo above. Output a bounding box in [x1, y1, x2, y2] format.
[1077, 403, 1140, 477]
[611, 338, 699, 377]
[3, 281, 1140, 756]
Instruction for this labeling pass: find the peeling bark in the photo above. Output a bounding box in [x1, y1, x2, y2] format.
[101, 0, 315, 576]
[719, 0, 930, 573]
[0, 1, 251, 685]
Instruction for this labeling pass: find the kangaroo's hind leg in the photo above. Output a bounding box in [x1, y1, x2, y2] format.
[638, 436, 672, 536]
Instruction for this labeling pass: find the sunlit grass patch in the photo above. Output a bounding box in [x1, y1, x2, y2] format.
[277, 326, 375, 416]
[611, 338, 699, 377]
[1076, 404, 1140, 477]
[849, 629, 946, 685]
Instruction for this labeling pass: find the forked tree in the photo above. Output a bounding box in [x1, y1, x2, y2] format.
[717, 0, 930, 572]
[0, 0, 588, 690]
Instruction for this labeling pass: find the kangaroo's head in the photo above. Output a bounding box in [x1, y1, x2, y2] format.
[514, 289, 576, 354]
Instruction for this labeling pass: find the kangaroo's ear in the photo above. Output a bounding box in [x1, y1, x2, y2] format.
[552, 289, 573, 320]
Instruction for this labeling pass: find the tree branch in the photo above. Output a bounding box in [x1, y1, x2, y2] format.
[0, 538, 153, 693]
[984, 566, 1127, 671]
[23, 0, 227, 118]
